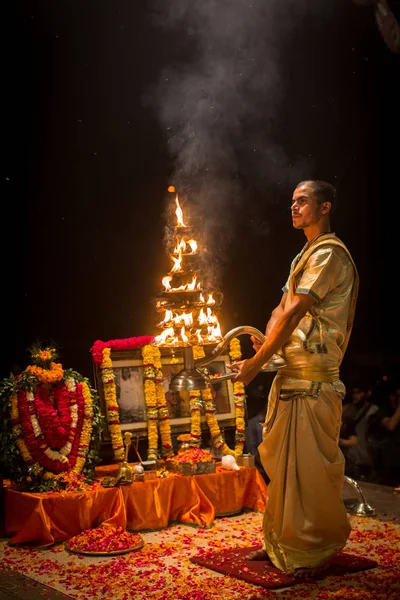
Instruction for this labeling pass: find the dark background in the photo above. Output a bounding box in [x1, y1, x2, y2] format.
[3, 1, 399, 401]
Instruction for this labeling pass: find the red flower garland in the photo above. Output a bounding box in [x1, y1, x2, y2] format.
[90, 336, 154, 365]
[16, 383, 85, 474]
[34, 383, 72, 449]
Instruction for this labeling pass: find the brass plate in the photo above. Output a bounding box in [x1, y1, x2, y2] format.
[65, 538, 144, 556]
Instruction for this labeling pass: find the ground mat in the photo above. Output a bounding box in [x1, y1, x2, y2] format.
[190, 546, 378, 590]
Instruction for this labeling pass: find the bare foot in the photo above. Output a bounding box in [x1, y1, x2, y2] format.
[246, 548, 270, 561]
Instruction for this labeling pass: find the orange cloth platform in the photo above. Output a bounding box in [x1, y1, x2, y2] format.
[4, 466, 267, 546]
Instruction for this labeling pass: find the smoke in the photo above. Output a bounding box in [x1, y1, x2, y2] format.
[148, 0, 334, 280]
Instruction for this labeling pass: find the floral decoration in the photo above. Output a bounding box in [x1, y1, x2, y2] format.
[188, 340, 246, 457]
[0, 344, 103, 492]
[142, 344, 173, 460]
[170, 448, 213, 464]
[96, 337, 174, 462]
[93, 336, 246, 460]
[66, 526, 143, 554]
[91, 336, 154, 365]
[3, 513, 398, 599]
[99, 347, 125, 462]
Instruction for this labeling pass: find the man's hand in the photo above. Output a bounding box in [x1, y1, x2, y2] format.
[227, 358, 259, 386]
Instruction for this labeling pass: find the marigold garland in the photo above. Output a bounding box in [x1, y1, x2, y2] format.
[100, 348, 125, 462]
[142, 345, 173, 460]
[189, 389, 202, 447]
[188, 340, 246, 457]
[26, 362, 64, 383]
[94, 336, 246, 461]
[1, 346, 100, 489]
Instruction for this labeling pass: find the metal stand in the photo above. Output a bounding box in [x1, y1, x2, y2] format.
[344, 475, 378, 517]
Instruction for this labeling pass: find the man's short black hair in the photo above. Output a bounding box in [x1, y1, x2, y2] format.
[296, 180, 337, 215]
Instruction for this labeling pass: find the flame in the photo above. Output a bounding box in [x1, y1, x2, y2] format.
[186, 275, 197, 291]
[207, 323, 222, 341]
[187, 239, 197, 254]
[173, 239, 187, 255]
[177, 312, 193, 327]
[180, 326, 189, 344]
[170, 253, 183, 273]
[159, 309, 173, 326]
[155, 327, 175, 345]
[155, 194, 223, 347]
[162, 276, 172, 291]
[206, 307, 218, 324]
[198, 308, 207, 326]
[175, 195, 186, 227]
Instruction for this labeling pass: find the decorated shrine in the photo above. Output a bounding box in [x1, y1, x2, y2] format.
[0, 190, 264, 550]
[0, 345, 103, 493]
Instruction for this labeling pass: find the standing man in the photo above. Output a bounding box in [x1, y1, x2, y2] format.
[228, 180, 359, 579]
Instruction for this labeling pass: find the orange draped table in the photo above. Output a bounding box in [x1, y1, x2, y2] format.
[4, 466, 267, 546]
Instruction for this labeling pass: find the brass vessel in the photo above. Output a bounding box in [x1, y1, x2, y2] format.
[116, 432, 133, 484]
[166, 325, 286, 392]
[236, 453, 255, 467]
[343, 476, 378, 517]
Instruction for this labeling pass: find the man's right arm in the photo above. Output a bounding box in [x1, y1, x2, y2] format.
[265, 292, 287, 337]
[251, 292, 287, 352]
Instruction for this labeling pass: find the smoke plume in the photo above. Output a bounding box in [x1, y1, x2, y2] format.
[149, 0, 334, 280]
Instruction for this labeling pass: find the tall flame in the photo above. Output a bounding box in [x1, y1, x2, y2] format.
[155, 192, 223, 346]
[175, 195, 186, 227]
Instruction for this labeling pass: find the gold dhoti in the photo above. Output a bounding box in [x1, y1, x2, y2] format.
[258, 370, 351, 572]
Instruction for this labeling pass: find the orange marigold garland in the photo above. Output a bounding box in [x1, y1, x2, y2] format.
[141, 345, 173, 460]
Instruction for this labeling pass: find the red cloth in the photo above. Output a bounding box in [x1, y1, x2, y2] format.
[190, 546, 378, 589]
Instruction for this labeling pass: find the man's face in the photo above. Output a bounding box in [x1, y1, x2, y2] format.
[291, 184, 328, 230]
[121, 368, 131, 380]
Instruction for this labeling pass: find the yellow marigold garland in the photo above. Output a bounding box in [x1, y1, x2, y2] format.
[101, 348, 125, 462]
[189, 389, 202, 447]
[229, 338, 246, 456]
[73, 381, 94, 473]
[188, 340, 246, 457]
[142, 345, 173, 460]
[11, 392, 36, 467]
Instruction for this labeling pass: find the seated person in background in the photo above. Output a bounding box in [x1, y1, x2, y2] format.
[339, 383, 378, 480]
[367, 383, 400, 487]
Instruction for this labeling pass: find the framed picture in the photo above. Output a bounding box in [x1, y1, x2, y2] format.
[94, 349, 237, 438]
